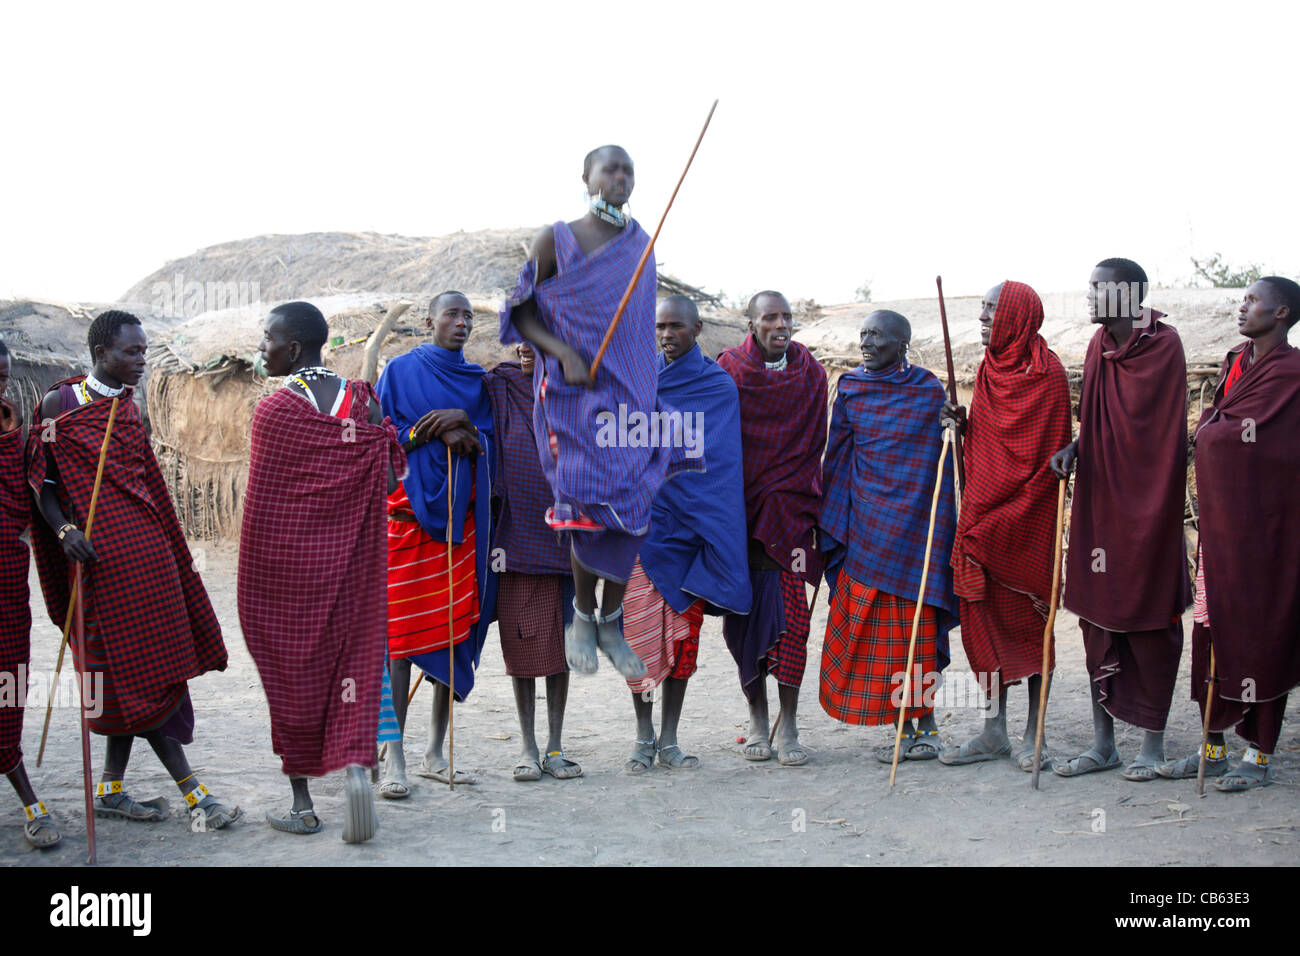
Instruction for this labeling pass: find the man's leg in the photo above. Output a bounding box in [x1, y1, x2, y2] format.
[566, 552, 599, 673]
[656, 677, 698, 768]
[773, 681, 807, 765]
[6, 761, 59, 847]
[593, 577, 645, 680]
[626, 687, 656, 773]
[511, 677, 542, 780]
[1016, 673, 1052, 771]
[744, 670, 772, 761]
[143, 731, 241, 828]
[93, 735, 165, 822]
[1055, 680, 1121, 776]
[940, 684, 1013, 765]
[541, 672, 580, 778]
[1215, 694, 1287, 792]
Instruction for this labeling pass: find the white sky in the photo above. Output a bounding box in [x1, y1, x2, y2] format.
[3, 1, 1297, 307]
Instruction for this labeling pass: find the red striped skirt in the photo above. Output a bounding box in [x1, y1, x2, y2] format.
[623, 559, 704, 693]
[387, 510, 478, 660]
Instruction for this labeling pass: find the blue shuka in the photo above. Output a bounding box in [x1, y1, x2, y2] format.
[376, 344, 497, 698]
[820, 362, 959, 668]
[500, 219, 680, 581]
[638, 344, 751, 616]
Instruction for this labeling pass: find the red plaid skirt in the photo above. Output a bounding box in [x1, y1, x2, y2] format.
[496, 572, 568, 678]
[623, 558, 704, 693]
[959, 583, 1052, 693]
[820, 576, 939, 726]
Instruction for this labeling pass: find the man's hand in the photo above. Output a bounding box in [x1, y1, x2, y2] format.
[410, 408, 471, 446]
[60, 527, 97, 565]
[941, 400, 967, 433]
[1049, 440, 1079, 479]
[439, 425, 482, 457]
[559, 347, 593, 388]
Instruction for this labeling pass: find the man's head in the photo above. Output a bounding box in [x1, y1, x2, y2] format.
[0, 340, 10, 399]
[583, 145, 635, 207]
[428, 291, 473, 351]
[978, 282, 1004, 348]
[656, 295, 702, 362]
[859, 310, 911, 370]
[1238, 276, 1300, 339]
[746, 291, 793, 362]
[516, 342, 537, 376]
[1089, 257, 1148, 324]
[261, 301, 328, 376]
[87, 310, 147, 387]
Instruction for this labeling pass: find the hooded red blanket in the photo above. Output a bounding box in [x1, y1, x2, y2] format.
[238, 381, 407, 776]
[953, 281, 1072, 610]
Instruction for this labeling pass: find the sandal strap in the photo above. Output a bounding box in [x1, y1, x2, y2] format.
[597, 605, 623, 623]
[23, 801, 49, 822]
[571, 600, 596, 623]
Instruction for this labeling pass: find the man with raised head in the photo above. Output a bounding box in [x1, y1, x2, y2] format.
[621, 295, 749, 773]
[1159, 276, 1300, 791]
[377, 291, 495, 793]
[717, 290, 828, 766]
[819, 311, 959, 760]
[500, 144, 681, 683]
[939, 281, 1071, 771]
[27, 311, 237, 829]
[484, 342, 580, 782]
[1049, 258, 1192, 780]
[239, 301, 406, 840]
[0, 340, 60, 848]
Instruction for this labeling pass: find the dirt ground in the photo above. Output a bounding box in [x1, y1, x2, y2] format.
[3, 542, 1295, 868]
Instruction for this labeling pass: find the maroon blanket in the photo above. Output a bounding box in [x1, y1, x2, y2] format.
[26, 381, 227, 734]
[1064, 318, 1192, 630]
[1194, 343, 1300, 702]
[716, 336, 827, 585]
[238, 382, 406, 776]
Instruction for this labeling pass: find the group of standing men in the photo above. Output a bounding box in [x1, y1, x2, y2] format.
[0, 143, 1295, 853]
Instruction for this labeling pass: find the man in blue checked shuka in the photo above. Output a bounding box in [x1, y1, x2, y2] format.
[818, 311, 959, 762]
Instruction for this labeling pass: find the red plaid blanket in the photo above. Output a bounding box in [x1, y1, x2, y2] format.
[26, 381, 226, 734]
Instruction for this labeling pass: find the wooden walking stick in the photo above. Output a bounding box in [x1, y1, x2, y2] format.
[935, 277, 965, 494]
[1032, 477, 1068, 790]
[406, 671, 424, 705]
[890, 430, 952, 787]
[71, 564, 96, 864]
[37, 395, 120, 766]
[445, 445, 456, 791]
[1197, 646, 1217, 797]
[588, 99, 718, 380]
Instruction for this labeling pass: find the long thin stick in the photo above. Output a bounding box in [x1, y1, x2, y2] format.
[588, 99, 719, 379]
[1032, 478, 1068, 790]
[72, 564, 95, 865]
[891, 430, 951, 787]
[38, 395, 119, 767]
[1197, 646, 1217, 798]
[445, 445, 456, 791]
[406, 671, 423, 705]
[935, 277, 966, 493]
